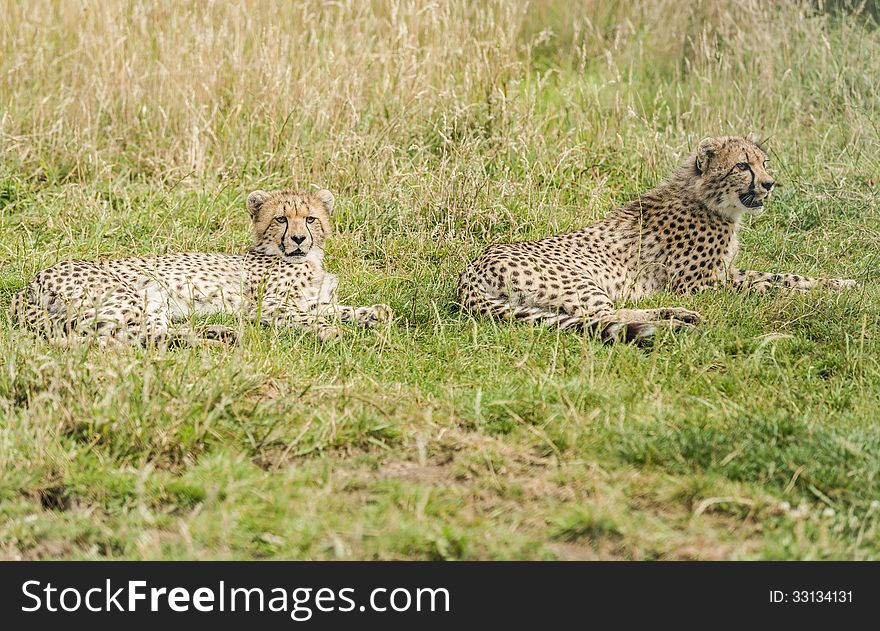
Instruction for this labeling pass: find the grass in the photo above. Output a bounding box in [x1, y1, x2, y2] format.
[1, 0, 879, 560]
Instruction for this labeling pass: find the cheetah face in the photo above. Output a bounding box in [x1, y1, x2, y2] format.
[694, 134, 775, 217]
[246, 189, 334, 262]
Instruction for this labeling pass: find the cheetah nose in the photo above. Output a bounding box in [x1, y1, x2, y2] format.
[761, 180, 774, 191]
[291, 234, 306, 245]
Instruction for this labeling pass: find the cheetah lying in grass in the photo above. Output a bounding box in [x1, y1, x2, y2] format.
[11, 188, 392, 345]
[459, 134, 857, 342]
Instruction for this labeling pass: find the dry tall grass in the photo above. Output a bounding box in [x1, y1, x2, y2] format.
[2, 0, 877, 187]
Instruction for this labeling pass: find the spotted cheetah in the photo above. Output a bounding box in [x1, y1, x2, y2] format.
[459, 135, 857, 342]
[11, 188, 392, 344]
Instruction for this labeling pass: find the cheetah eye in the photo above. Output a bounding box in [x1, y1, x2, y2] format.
[306, 217, 316, 224]
[736, 162, 750, 171]
[274, 216, 287, 224]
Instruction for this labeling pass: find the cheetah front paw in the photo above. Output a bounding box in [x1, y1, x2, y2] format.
[356, 304, 394, 328]
[665, 317, 698, 331]
[656, 308, 703, 324]
[825, 278, 858, 291]
[201, 324, 238, 343]
[317, 324, 342, 342]
[371, 303, 394, 322]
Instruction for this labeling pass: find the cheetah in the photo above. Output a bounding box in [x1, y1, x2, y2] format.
[11, 188, 392, 344]
[459, 134, 857, 342]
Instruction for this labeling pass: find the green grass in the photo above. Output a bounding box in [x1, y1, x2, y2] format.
[1, 0, 879, 559]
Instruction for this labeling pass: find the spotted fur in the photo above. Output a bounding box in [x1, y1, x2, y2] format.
[11, 188, 392, 344]
[459, 135, 857, 343]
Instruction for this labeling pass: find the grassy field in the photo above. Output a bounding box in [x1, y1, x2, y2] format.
[1, 0, 879, 560]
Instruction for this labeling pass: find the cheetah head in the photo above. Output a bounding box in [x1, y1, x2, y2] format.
[692, 134, 775, 218]
[246, 188, 334, 262]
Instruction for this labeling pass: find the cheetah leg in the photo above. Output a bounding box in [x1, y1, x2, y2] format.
[134, 299, 234, 347]
[319, 304, 394, 328]
[731, 269, 858, 294]
[256, 303, 340, 341]
[162, 323, 238, 347]
[459, 273, 609, 330]
[462, 275, 693, 343]
[616, 308, 703, 324]
[521, 277, 698, 342]
[284, 313, 340, 341]
[58, 292, 144, 345]
[591, 309, 697, 343]
[13, 278, 154, 345]
[196, 324, 238, 342]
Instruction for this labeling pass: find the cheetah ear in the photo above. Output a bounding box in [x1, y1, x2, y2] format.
[315, 189, 335, 214]
[695, 137, 720, 175]
[246, 190, 270, 218]
[745, 131, 760, 144]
